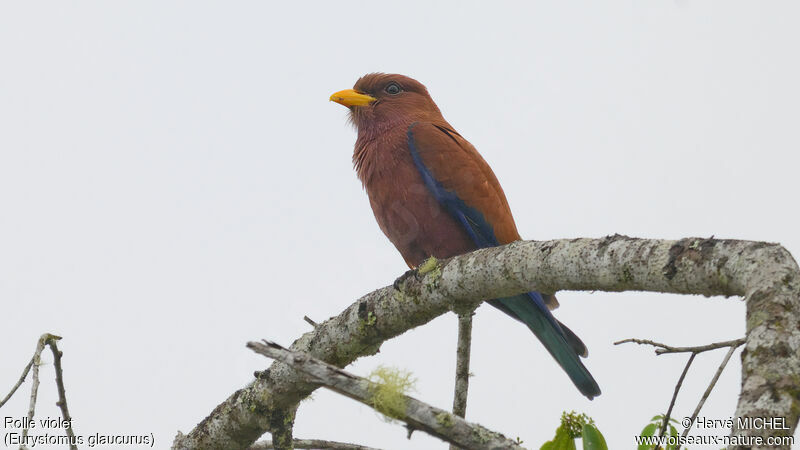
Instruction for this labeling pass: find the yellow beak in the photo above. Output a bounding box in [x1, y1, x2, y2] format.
[329, 89, 376, 107]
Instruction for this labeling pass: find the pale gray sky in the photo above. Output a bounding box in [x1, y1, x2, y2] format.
[1, 1, 798, 448]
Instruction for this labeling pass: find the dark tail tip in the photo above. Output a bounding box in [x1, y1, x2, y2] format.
[580, 380, 602, 400]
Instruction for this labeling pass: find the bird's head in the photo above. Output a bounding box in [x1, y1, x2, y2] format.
[330, 73, 442, 132]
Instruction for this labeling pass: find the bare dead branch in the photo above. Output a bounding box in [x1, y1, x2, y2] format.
[0, 357, 35, 409]
[616, 336, 746, 440]
[682, 345, 739, 439]
[173, 236, 800, 450]
[22, 334, 53, 444]
[449, 310, 475, 450]
[303, 316, 318, 328]
[247, 340, 525, 450]
[451, 311, 475, 420]
[616, 336, 746, 442]
[48, 338, 77, 450]
[614, 337, 746, 355]
[659, 353, 696, 439]
[2, 334, 78, 450]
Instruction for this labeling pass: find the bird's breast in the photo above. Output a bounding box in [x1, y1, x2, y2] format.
[355, 137, 475, 268]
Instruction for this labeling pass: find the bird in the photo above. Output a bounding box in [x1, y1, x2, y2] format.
[330, 73, 600, 399]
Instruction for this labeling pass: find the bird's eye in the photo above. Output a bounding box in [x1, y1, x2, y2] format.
[385, 83, 402, 95]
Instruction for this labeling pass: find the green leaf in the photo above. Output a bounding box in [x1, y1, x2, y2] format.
[581, 424, 608, 450]
[638, 423, 658, 450]
[541, 426, 577, 450]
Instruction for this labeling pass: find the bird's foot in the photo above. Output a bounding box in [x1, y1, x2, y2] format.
[393, 258, 439, 290]
[393, 268, 419, 291]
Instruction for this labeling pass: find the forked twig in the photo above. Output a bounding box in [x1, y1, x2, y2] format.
[1, 334, 77, 450]
[613, 337, 745, 355]
[682, 345, 739, 438]
[616, 336, 745, 439]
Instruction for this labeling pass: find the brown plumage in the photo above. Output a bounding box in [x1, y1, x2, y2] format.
[331, 73, 600, 398]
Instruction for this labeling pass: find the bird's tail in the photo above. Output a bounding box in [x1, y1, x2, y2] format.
[489, 293, 601, 399]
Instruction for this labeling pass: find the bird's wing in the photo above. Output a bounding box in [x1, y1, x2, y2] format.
[407, 121, 600, 399]
[406, 121, 562, 310]
[406, 121, 520, 247]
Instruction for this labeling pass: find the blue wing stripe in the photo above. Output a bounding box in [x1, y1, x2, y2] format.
[406, 122, 498, 248]
[407, 122, 567, 339]
[405, 123, 600, 399]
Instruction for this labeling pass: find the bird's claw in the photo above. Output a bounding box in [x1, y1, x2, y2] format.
[393, 268, 418, 290]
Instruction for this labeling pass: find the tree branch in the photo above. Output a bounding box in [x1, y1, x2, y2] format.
[616, 336, 747, 441]
[173, 236, 800, 450]
[1, 334, 78, 450]
[266, 407, 295, 450]
[22, 335, 50, 445]
[614, 337, 746, 355]
[682, 344, 739, 439]
[660, 353, 695, 438]
[1, 353, 36, 409]
[303, 316, 319, 329]
[449, 309, 475, 450]
[247, 340, 525, 450]
[48, 338, 78, 450]
[451, 310, 475, 419]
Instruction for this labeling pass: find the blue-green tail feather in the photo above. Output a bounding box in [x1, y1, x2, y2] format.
[492, 292, 601, 399]
[406, 125, 599, 398]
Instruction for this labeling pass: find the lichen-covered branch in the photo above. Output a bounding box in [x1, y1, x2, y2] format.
[173, 236, 800, 450]
[266, 407, 295, 450]
[247, 341, 524, 450]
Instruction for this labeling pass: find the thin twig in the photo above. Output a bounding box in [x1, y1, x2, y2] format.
[616, 336, 746, 439]
[0, 359, 35, 408]
[682, 344, 739, 438]
[614, 337, 745, 355]
[658, 353, 696, 439]
[48, 338, 77, 450]
[22, 334, 55, 446]
[2, 334, 77, 450]
[247, 340, 524, 450]
[449, 310, 474, 450]
[451, 311, 474, 418]
[250, 438, 382, 449]
[303, 316, 318, 328]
